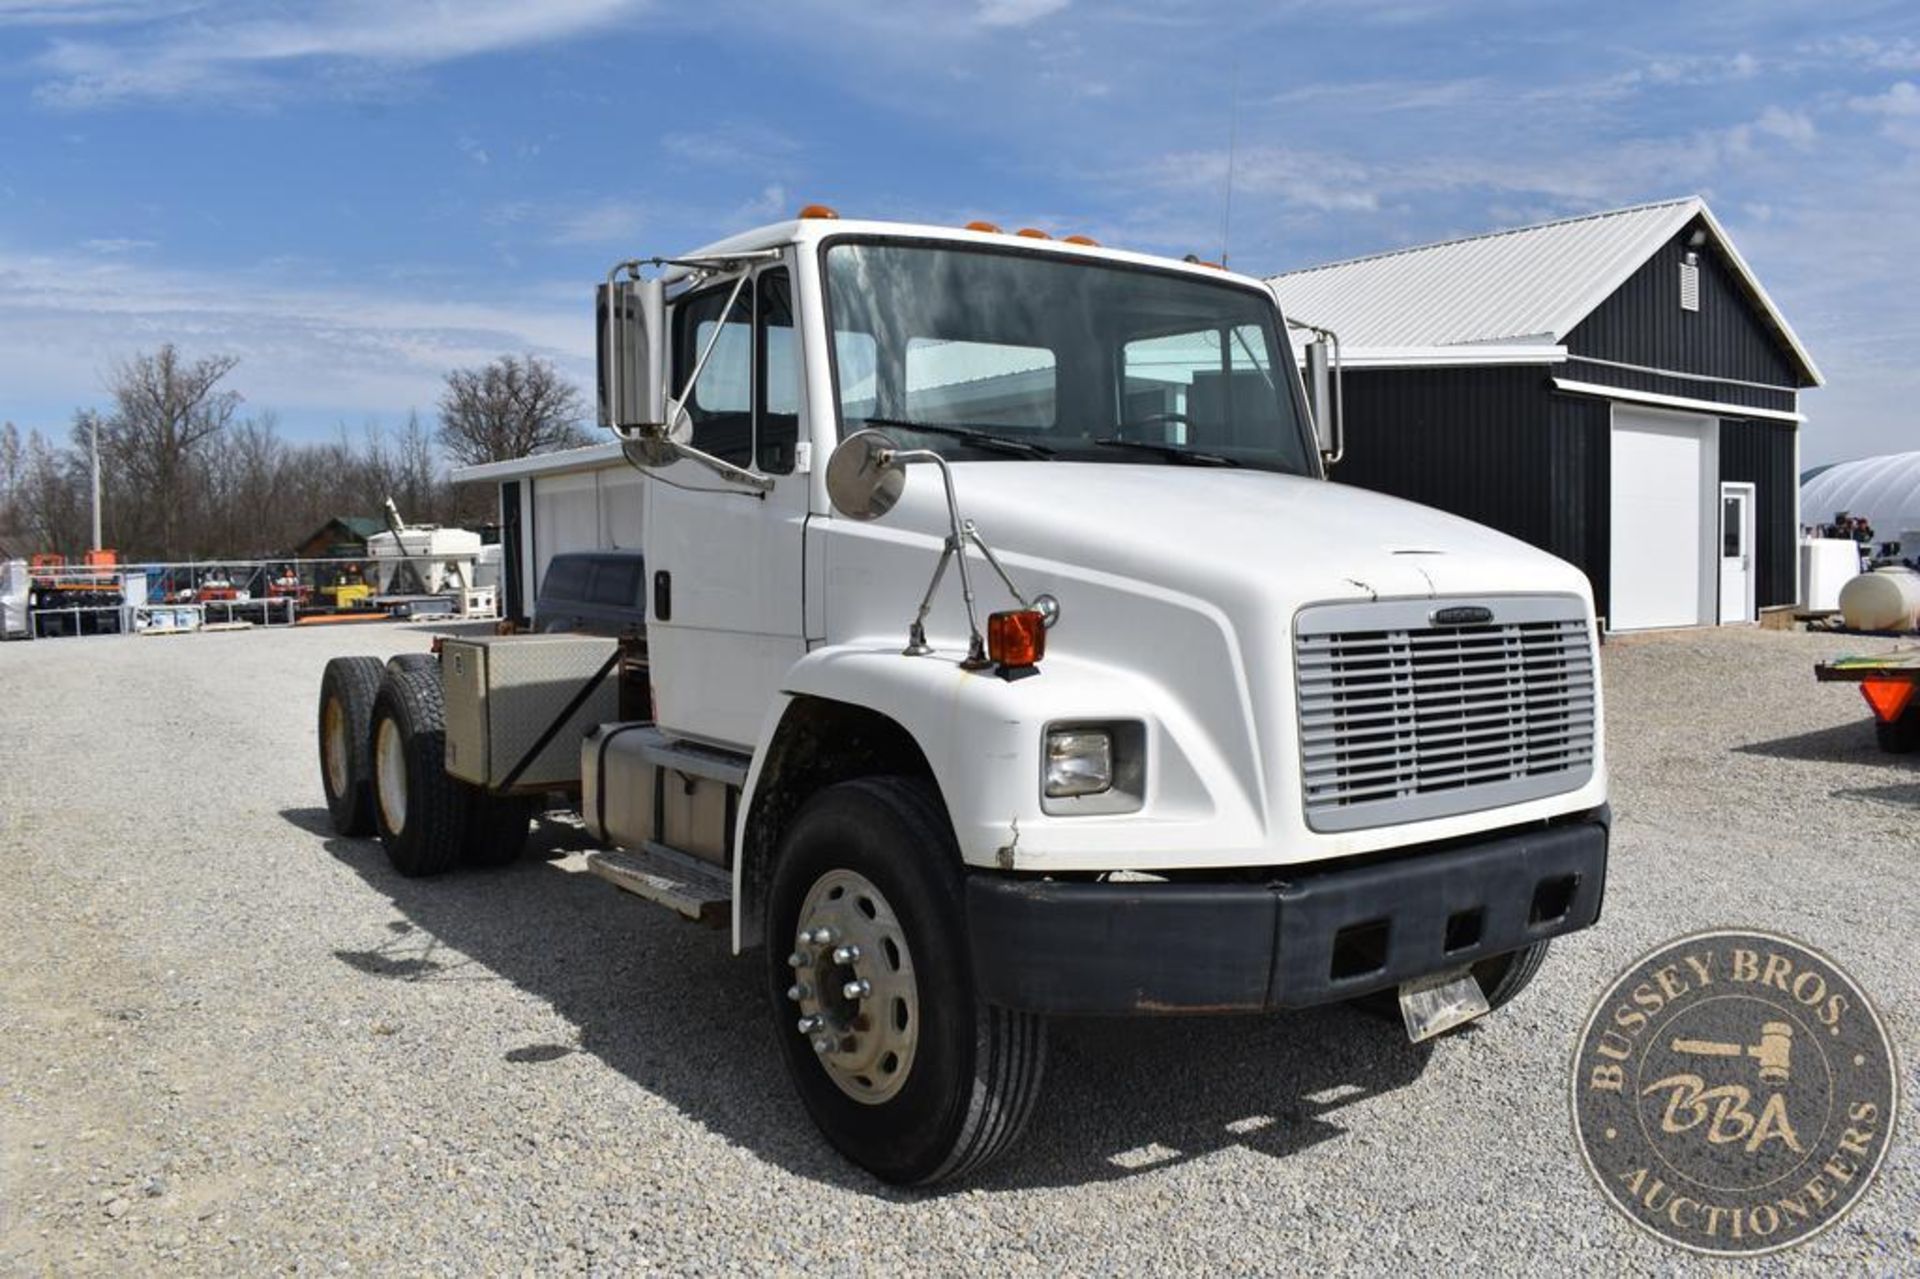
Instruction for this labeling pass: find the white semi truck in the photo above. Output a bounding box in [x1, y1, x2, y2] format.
[315, 208, 1609, 1185]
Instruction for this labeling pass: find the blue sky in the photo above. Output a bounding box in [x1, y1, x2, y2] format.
[0, 0, 1916, 464]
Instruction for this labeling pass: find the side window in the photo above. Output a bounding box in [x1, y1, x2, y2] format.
[674, 282, 754, 466]
[1121, 324, 1278, 448]
[758, 269, 800, 473]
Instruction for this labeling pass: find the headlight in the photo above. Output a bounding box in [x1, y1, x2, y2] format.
[1045, 729, 1113, 798]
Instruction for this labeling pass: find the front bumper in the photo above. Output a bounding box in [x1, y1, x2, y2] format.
[967, 809, 1608, 1015]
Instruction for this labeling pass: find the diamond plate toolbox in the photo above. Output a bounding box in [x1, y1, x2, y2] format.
[441, 634, 621, 789]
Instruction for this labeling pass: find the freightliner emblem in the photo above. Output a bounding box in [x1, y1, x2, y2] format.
[1431, 605, 1494, 626]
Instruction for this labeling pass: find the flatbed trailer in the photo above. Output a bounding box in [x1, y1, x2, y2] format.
[1815, 649, 1920, 752]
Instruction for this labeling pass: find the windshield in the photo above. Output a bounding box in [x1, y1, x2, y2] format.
[823, 240, 1316, 475]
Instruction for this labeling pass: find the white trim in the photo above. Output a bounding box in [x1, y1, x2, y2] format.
[452, 441, 625, 483]
[1563, 353, 1797, 394]
[1292, 343, 1567, 370]
[1552, 377, 1805, 423]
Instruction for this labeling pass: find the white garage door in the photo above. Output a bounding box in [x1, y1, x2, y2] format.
[1610, 408, 1712, 630]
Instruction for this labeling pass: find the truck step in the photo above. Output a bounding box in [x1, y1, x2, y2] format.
[584, 843, 731, 925]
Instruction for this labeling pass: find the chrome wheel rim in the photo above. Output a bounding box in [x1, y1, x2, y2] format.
[322, 696, 350, 800]
[787, 868, 918, 1105]
[374, 717, 407, 834]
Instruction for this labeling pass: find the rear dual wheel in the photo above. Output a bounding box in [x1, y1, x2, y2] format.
[318, 657, 384, 836]
[766, 777, 1047, 1185]
[353, 656, 537, 875]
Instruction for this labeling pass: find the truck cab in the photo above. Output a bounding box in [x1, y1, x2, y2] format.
[320, 208, 1608, 1185]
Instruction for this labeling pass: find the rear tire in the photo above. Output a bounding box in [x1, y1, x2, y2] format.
[1875, 709, 1920, 754]
[765, 776, 1046, 1186]
[317, 656, 383, 836]
[370, 660, 467, 877]
[462, 791, 540, 868]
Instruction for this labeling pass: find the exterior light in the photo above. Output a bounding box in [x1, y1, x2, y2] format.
[1046, 729, 1113, 798]
[798, 204, 840, 220]
[965, 220, 1003, 233]
[988, 608, 1046, 668]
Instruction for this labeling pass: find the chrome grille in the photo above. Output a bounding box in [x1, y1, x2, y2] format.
[1295, 597, 1596, 832]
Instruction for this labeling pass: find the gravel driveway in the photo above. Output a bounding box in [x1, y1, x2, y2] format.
[1, 623, 1915, 1274]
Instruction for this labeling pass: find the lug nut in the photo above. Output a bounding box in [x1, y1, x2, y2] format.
[810, 927, 834, 945]
[832, 945, 862, 964]
[842, 979, 871, 1000]
[786, 984, 809, 1002]
[787, 951, 808, 969]
[812, 1037, 832, 1055]
[796, 1015, 823, 1034]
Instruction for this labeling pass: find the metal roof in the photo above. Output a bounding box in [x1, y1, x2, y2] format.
[1802, 450, 1920, 536]
[1269, 197, 1822, 385]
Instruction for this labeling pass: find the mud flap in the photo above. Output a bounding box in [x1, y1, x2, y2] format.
[1398, 966, 1491, 1043]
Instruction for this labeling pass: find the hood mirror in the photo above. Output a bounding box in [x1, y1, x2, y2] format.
[825, 429, 907, 521]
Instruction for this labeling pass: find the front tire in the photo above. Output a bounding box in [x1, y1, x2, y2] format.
[318, 656, 383, 836]
[766, 777, 1046, 1185]
[369, 660, 467, 877]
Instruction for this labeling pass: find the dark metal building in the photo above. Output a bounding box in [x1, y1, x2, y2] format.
[1271, 198, 1822, 631]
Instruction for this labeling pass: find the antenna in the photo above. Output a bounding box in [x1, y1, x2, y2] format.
[1220, 54, 1240, 269]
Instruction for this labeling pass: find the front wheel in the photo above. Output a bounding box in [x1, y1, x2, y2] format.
[766, 777, 1046, 1185]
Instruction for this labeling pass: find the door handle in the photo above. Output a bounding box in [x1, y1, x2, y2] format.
[653, 570, 671, 621]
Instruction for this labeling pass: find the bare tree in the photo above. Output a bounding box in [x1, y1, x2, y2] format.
[102, 345, 242, 557]
[436, 354, 589, 466]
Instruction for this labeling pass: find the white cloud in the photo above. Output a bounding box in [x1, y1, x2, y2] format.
[661, 122, 801, 171]
[81, 236, 154, 253]
[549, 201, 645, 247]
[1753, 105, 1816, 146]
[0, 246, 588, 427]
[29, 0, 648, 106]
[1850, 80, 1920, 117]
[974, 0, 1068, 28]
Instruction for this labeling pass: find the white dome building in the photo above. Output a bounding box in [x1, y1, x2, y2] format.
[1802, 451, 1920, 545]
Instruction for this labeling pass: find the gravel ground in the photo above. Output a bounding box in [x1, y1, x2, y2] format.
[1, 621, 1916, 1275]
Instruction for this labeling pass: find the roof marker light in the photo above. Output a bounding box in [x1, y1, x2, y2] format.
[1062, 234, 1100, 246]
[1015, 227, 1051, 239]
[965, 220, 1003, 233]
[798, 204, 840, 220]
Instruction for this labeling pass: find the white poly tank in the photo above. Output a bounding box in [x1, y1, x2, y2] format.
[1839, 566, 1920, 632]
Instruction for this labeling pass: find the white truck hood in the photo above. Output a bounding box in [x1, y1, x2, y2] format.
[818, 460, 1602, 870]
[911, 462, 1592, 606]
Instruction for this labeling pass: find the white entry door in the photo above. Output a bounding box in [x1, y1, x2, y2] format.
[1719, 483, 1755, 624]
[1609, 407, 1715, 630]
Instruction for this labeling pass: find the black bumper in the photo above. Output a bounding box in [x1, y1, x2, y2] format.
[968, 810, 1608, 1015]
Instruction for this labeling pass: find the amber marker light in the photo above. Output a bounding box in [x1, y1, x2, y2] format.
[798, 203, 840, 219]
[1015, 227, 1051, 239]
[965, 220, 1003, 233]
[1062, 234, 1099, 246]
[988, 609, 1047, 671]
[1860, 678, 1914, 723]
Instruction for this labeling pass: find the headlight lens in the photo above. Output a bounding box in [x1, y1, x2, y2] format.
[1045, 729, 1113, 797]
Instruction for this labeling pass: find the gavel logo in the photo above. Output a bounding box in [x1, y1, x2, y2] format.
[1671, 1021, 1795, 1086]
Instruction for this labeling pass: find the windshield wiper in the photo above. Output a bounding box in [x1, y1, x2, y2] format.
[859, 417, 1055, 459]
[1092, 437, 1241, 467]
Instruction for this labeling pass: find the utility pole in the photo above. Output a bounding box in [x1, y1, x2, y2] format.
[89, 412, 102, 552]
